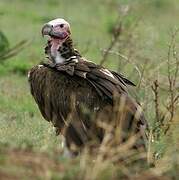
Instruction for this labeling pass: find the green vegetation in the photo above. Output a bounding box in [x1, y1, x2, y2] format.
[0, 0, 179, 179]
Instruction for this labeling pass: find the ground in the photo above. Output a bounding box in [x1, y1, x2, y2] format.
[0, 0, 179, 179]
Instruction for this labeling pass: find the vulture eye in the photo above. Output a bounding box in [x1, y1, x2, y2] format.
[60, 24, 64, 28]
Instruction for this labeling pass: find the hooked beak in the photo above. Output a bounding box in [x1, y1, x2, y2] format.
[41, 23, 71, 39]
[41, 24, 52, 37]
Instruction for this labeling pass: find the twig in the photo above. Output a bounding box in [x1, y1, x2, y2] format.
[100, 21, 122, 66]
[164, 28, 179, 134]
[101, 49, 142, 83]
[0, 40, 29, 62]
[151, 80, 160, 124]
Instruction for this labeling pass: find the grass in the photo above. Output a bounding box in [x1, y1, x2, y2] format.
[0, 0, 179, 179]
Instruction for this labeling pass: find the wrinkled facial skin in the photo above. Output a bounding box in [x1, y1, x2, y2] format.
[42, 19, 71, 40]
[42, 19, 72, 63]
[49, 24, 70, 40]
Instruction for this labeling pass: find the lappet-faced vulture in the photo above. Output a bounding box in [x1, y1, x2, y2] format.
[28, 18, 147, 156]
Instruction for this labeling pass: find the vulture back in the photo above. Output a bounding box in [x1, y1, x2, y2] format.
[29, 64, 147, 154]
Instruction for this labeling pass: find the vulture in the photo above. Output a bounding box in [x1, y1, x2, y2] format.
[28, 18, 147, 156]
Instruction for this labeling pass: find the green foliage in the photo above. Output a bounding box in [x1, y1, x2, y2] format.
[149, 0, 171, 9]
[0, 31, 9, 53]
[0, 0, 179, 179]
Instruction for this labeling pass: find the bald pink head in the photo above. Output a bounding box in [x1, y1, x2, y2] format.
[42, 18, 71, 63]
[42, 18, 71, 40]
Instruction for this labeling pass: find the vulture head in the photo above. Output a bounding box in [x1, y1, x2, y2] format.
[42, 18, 71, 40]
[42, 18, 72, 63]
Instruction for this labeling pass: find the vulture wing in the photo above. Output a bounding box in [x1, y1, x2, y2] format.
[28, 57, 147, 154]
[42, 57, 135, 103]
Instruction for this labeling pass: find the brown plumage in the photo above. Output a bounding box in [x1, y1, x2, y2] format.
[28, 18, 147, 155]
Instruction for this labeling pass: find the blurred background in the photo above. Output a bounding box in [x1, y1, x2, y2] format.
[0, 0, 179, 179]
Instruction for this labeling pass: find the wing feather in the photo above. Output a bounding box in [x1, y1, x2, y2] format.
[111, 71, 135, 86]
[29, 62, 147, 151]
[42, 58, 133, 100]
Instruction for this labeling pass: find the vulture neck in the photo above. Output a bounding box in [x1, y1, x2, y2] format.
[59, 37, 80, 59]
[46, 37, 81, 63]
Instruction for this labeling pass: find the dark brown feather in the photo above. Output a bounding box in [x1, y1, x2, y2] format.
[29, 37, 147, 155]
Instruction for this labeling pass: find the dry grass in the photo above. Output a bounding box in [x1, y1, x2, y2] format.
[0, 0, 179, 179]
